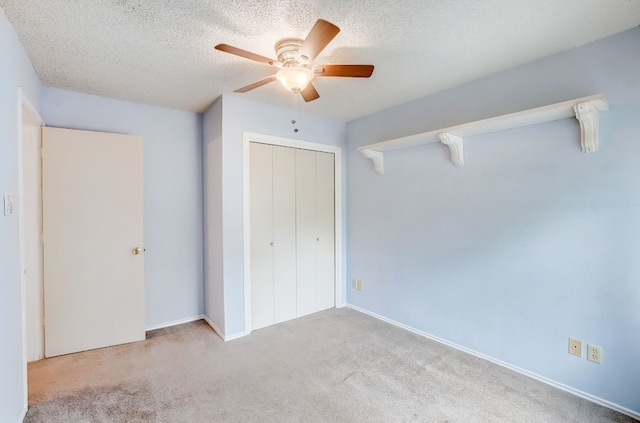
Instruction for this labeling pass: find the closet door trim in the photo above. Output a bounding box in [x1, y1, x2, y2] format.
[242, 131, 343, 335]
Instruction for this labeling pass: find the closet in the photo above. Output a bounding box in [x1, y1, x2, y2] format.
[250, 143, 335, 330]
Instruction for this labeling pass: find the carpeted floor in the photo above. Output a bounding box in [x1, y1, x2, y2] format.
[25, 308, 637, 422]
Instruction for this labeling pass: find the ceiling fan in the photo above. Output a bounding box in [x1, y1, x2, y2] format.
[215, 19, 374, 102]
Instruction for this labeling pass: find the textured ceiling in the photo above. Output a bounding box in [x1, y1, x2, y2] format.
[2, 0, 639, 121]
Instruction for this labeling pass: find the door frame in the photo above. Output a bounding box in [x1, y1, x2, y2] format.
[242, 132, 344, 335]
[17, 87, 44, 415]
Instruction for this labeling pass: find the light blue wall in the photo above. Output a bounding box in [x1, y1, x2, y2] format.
[346, 27, 640, 414]
[203, 95, 347, 336]
[42, 87, 204, 328]
[0, 7, 42, 423]
[202, 97, 225, 332]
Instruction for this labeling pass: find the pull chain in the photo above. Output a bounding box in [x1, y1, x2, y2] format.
[291, 92, 299, 133]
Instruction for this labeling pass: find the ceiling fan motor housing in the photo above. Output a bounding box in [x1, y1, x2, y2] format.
[275, 38, 309, 67]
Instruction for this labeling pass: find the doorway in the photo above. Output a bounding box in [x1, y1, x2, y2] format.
[18, 88, 45, 364]
[18, 88, 45, 414]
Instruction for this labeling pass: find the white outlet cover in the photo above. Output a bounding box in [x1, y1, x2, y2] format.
[587, 344, 602, 364]
[4, 193, 14, 216]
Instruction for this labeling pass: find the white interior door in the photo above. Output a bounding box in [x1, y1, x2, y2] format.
[42, 127, 145, 357]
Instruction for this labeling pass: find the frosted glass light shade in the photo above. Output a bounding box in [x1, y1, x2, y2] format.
[276, 67, 314, 92]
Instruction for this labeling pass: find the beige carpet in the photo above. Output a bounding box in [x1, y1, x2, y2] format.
[25, 308, 637, 422]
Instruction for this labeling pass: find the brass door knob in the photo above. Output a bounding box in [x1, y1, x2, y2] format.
[132, 247, 141, 255]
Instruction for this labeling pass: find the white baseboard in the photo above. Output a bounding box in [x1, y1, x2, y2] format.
[145, 314, 204, 332]
[224, 331, 249, 341]
[19, 406, 27, 423]
[202, 315, 224, 339]
[346, 304, 640, 421]
[201, 315, 248, 342]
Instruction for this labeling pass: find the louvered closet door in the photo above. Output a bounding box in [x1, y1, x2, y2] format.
[296, 149, 335, 317]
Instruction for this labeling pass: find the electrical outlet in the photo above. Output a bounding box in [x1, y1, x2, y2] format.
[352, 280, 363, 291]
[568, 338, 582, 357]
[587, 344, 602, 364]
[3, 193, 13, 216]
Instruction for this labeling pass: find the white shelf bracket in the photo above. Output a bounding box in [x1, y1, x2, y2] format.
[574, 101, 601, 153]
[438, 132, 464, 166]
[360, 148, 384, 174]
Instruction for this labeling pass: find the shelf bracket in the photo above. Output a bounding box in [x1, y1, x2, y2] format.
[360, 148, 384, 175]
[438, 133, 464, 166]
[574, 101, 601, 153]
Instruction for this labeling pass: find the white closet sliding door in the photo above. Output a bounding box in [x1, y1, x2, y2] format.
[250, 143, 335, 330]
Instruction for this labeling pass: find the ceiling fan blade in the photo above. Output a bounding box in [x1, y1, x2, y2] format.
[215, 44, 278, 66]
[314, 64, 374, 78]
[300, 82, 320, 102]
[297, 19, 340, 61]
[234, 75, 277, 93]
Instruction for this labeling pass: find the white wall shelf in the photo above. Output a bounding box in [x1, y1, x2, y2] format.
[358, 94, 608, 174]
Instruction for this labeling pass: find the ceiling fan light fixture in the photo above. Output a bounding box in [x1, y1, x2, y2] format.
[217, 19, 373, 102]
[276, 67, 314, 93]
